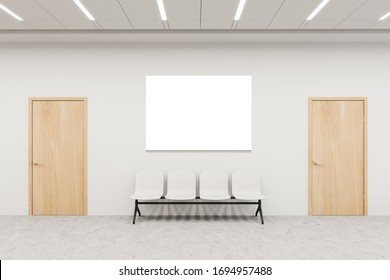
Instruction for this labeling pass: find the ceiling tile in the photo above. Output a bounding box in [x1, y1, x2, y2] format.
[201, 0, 239, 29]
[315, 0, 368, 19]
[118, 0, 161, 21]
[98, 20, 133, 29]
[372, 19, 390, 29]
[60, 20, 97, 29]
[336, 19, 373, 29]
[169, 20, 200, 29]
[241, 0, 285, 20]
[0, 11, 12, 21]
[1, 0, 54, 20]
[35, 0, 92, 20]
[304, 0, 368, 29]
[272, 0, 324, 20]
[0, 20, 29, 29]
[237, 20, 270, 29]
[165, 0, 200, 29]
[202, 0, 239, 21]
[304, 20, 342, 29]
[131, 20, 164, 29]
[28, 20, 66, 29]
[83, 0, 128, 20]
[347, 0, 390, 20]
[268, 20, 304, 29]
[165, 0, 200, 20]
[201, 20, 234, 29]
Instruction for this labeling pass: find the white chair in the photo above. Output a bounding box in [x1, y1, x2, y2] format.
[131, 169, 164, 200]
[232, 170, 265, 224]
[166, 170, 196, 200]
[130, 169, 164, 224]
[199, 170, 230, 200]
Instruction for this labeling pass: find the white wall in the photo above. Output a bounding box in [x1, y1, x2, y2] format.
[0, 43, 389, 215]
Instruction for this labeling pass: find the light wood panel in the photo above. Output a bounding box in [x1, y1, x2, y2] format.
[29, 98, 87, 215]
[309, 98, 367, 216]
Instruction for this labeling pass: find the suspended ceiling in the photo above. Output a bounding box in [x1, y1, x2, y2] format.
[0, 0, 390, 30]
[2, 0, 390, 43]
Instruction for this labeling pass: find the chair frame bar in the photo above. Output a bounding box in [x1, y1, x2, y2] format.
[132, 197, 264, 225]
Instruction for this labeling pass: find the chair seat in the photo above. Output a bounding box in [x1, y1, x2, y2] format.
[165, 193, 196, 200]
[200, 193, 230, 200]
[233, 193, 266, 200]
[130, 193, 162, 200]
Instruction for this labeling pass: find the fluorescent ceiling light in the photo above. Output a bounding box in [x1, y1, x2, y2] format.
[379, 12, 390, 21]
[234, 0, 247, 21]
[0, 4, 23, 21]
[157, 0, 167, 21]
[73, 0, 95, 21]
[307, 0, 330, 21]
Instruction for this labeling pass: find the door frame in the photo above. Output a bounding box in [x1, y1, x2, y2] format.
[308, 97, 368, 216]
[29, 97, 88, 215]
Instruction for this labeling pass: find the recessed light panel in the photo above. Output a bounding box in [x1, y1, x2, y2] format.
[234, 0, 247, 21]
[307, 0, 330, 21]
[379, 12, 390, 21]
[0, 4, 23, 21]
[157, 0, 167, 21]
[73, 0, 95, 21]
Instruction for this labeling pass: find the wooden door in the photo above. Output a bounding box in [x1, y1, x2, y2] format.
[309, 98, 367, 216]
[29, 98, 87, 215]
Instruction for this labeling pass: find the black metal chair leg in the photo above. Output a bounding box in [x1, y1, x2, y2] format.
[255, 199, 261, 216]
[136, 205, 141, 216]
[259, 200, 264, 224]
[132, 200, 138, 224]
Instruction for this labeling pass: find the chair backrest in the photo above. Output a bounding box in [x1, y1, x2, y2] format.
[199, 170, 230, 199]
[166, 170, 196, 200]
[232, 170, 262, 199]
[133, 169, 164, 199]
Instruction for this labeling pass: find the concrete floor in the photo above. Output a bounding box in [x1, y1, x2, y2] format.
[1, 215, 389, 259]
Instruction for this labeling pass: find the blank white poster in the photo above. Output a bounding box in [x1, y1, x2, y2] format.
[146, 76, 252, 150]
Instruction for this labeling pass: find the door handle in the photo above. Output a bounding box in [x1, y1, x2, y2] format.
[313, 161, 319, 166]
[33, 162, 39, 166]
